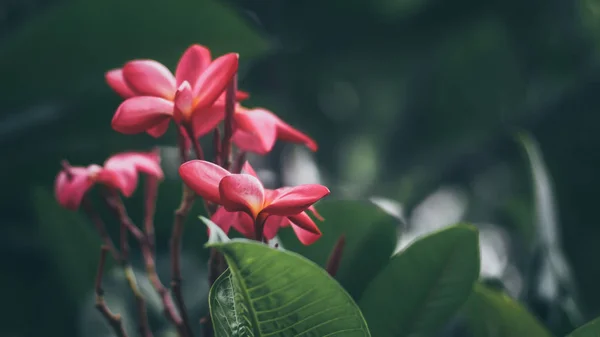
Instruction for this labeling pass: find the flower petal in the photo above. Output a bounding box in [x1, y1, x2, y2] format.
[288, 212, 322, 245]
[179, 160, 230, 204]
[104, 151, 164, 180]
[263, 215, 288, 240]
[240, 161, 259, 178]
[176, 44, 211, 87]
[233, 108, 278, 154]
[212, 210, 256, 238]
[307, 205, 324, 221]
[105, 69, 136, 98]
[123, 60, 176, 99]
[262, 184, 330, 216]
[96, 168, 138, 197]
[216, 90, 249, 103]
[146, 119, 171, 138]
[236, 90, 250, 101]
[275, 117, 318, 151]
[218, 174, 265, 218]
[112, 97, 174, 135]
[192, 53, 239, 110]
[54, 167, 95, 210]
[191, 103, 226, 138]
[232, 212, 255, 238]
[231, 130, 273, 155]
[173, 81, 194, 123]
[210, 207, 237, 234]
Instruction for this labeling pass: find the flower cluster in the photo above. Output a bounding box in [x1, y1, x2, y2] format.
[52, 43, 331, 337]
[55, 43, 330, 244]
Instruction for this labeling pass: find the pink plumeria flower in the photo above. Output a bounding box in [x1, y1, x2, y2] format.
[211, 162, 325, 245]
[107, 44, 241, 138]
[55, 151, 163, 210]
[179, 160, 329, 245]
[232, 106, 318, 155]
[191, 100, 317, 155]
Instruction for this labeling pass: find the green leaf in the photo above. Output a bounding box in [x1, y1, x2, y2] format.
[359, 224, 480, 337]
[209, 240, 371, 336]
[278, 200, 398, 299]
[519, 132, 584, 326]
[567, 316, 600, 337]
[464, 283, 553, 337]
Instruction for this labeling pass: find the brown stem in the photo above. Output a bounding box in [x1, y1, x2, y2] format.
[170, 184, 196, 337]
[95, 246, 129, 337]
[124, 265, 154, 337]
[213, 128, 222, 166]
[220, 76, 237, 170]
[120, 217, 129, 262]
[254, 213, 269, 243]
[177, 127, 190, 164]
[326, 235, 346, 277]
[184, 126, 204, 161]
[102, 192, 188, 337]
[80, 197, 120, 262]
[231, 151, 247, 174]
[144, 166, 160, 255]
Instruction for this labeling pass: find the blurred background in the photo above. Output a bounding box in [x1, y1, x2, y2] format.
[2, 0, 600, 336]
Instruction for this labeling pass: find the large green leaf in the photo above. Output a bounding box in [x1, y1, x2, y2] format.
[567, 317, 600, 337]
[464, 283, 553, 337]
[278, 200, 398, 299]
[359, 224, 480, 337]
[209, 240, 371, 336]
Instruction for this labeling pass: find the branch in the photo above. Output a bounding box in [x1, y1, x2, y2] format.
[177, 127, 190, 164]
[220, 76, 237, 170]
[184, 125, 204, 161]
[102, 192, 189, 337]
[231, 151, 247, 174]
[144, 174, 159, 255]
[95, 246, 129, 337]
[81, 197, 120, 262]
[123, 265, 154, 337]
[170, 184, 196, 337]
[213, 128, 222, 166]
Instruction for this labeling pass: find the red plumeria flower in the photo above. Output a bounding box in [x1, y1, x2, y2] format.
[179, 160, 329, 244]
[55, 151, 163, 210]
[190, 101, 317, 155]
[107, 44, 243, 138]
[210, 162, 325, 244]
[231, 106, 318, 154]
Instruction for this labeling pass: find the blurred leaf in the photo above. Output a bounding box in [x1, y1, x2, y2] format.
[519, 132, 560, 248]
[30, 186, 102, 301]
[278, 200, 398, 299]
[519, 132, 584, 326]
[359, 224, 480, 337]
[0, 0, 270, 103]
[464, 283, 553, 337]
[209, 240, 371, 336]
[567, 316, 600, 337]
